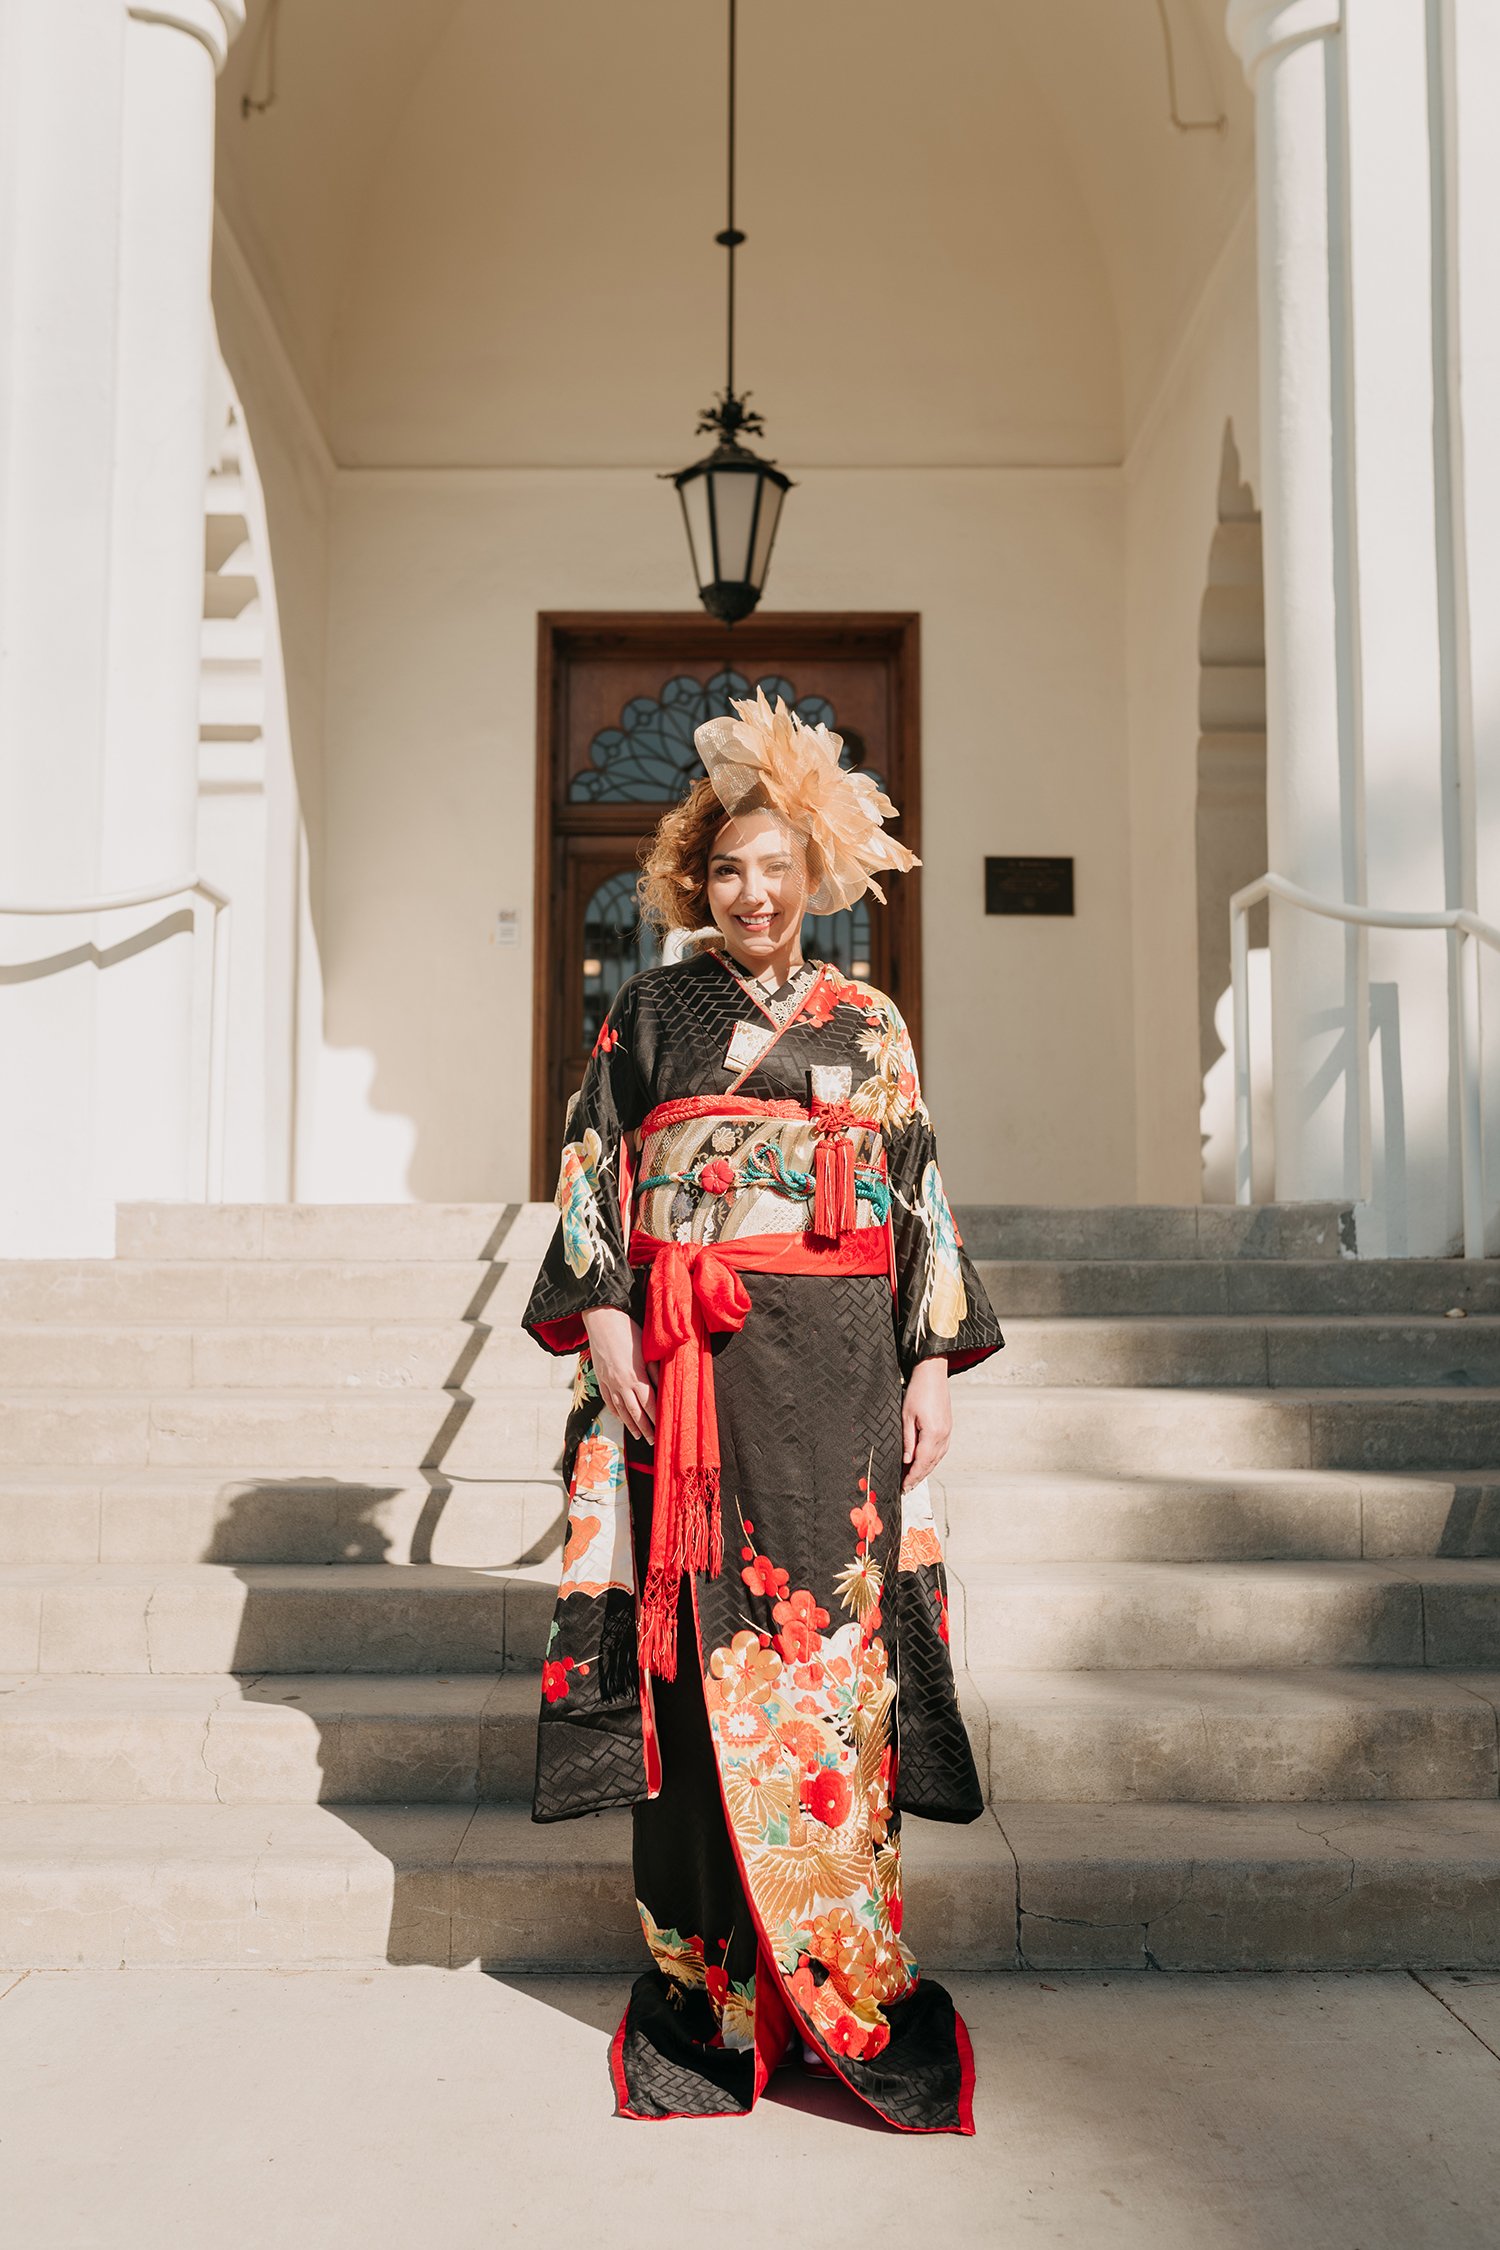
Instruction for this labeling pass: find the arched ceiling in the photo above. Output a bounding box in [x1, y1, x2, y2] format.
[214, 0, 1252, 469]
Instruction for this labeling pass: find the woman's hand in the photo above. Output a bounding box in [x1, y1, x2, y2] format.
[582, 1306, 657, 1444]
[901, 1356, 952, 1491]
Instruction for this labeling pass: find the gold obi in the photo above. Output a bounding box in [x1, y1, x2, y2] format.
[633, 1101, 889, 1247]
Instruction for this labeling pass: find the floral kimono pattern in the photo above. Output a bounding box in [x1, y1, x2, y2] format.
[524, 947, 1001, 2132]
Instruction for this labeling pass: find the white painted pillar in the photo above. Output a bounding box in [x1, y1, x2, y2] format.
[1448, 0, 1500, 1243]
[1343, 0, 1458, 1254]
[1226, 1, 1358, 1215]
[0, 0, 242, 1254]
[1229, 0, 1489, 1252]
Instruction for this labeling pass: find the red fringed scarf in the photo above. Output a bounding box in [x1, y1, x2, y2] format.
[636, 1241, 750, 1680]
[629, 1219, 891, 1680]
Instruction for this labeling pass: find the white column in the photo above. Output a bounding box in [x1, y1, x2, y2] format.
[0, 0, 242, 1254]
[1232, 0, 1492, 1252]
[1226, 1, 1358, 1216]
[1449, 0, 1500, 1244]
[1343, 0, 1459, 1255]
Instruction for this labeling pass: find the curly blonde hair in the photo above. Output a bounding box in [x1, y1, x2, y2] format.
[638, 776, 809, 935]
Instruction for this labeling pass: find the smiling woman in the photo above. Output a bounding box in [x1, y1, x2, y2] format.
[524, 689, 1003, 2132]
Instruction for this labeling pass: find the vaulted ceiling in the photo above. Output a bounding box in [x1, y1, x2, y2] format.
[214, 0, 1252, 468]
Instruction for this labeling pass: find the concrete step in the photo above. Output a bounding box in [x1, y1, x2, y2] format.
[0, 1674, 537, 1805]
[970, 1317, 1500, 1389]
[3, 1795, 1498, 1972]
[977, 1258, 1500, 1318]
[954, 1204, 1353, 1262]
[114, 1203, 556, 1263]
[12, 1556, 1500, 1681]
[998, 1797, 1500, 1969]
[0, 1801, 1006, 1971]
[7, 1383, 1499, 1478]
[119, 1201, 1348, 1266]
[6, 1664, 1497, 1813]
[970, 1666, 1500, 1803]
[938, 1468, 1500, 1562]
[0, 1468, 564, 1566]
[10, 1313, 1498, 1404]
[0, 1563, 551, 1675]
[941, 1388, 1500, 1475]
[8, 1312, 1499, 1396]
[0, 1388, 568, 1473]
[954, 1559, 1500, 1671]
[0, 1259, 538, 1325]
[0, 1322, 570, 1393]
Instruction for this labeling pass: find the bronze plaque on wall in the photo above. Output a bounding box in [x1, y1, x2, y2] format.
[984, 856, 1074, 915]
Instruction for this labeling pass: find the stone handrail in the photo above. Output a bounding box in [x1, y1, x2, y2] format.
[1230, 872, 1500, 1256]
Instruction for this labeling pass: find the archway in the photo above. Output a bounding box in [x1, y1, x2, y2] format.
[1197, 424, 1270, 1200]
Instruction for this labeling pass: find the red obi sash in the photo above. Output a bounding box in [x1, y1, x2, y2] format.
[628, 1222, 890, 1681]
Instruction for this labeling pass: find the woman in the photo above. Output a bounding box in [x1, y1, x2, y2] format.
[523, 688, 1002, 2132]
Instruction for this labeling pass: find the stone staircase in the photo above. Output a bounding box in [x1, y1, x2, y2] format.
[3, 1199, 1500, 1973]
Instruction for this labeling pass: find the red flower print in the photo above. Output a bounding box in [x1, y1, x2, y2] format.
[801, 1766, 854, 1828]
[936, 1589, 950, 1645]
[778, 1719, 831, 1766]
[889, 1896, 904, 1935]
[849, 1496, 884, 1547]
[572, 1435, 614, 1489]
[561, 1513, 601, 1574]
[592, 1021, 619, 1056]
[541, 1657, 575, 1704]
[741, 1551, 790, 1601]
[788, 1960, 823, 2015]
[697, 1156, 736, 1197]
[772, 1587, 829, 1663]
[705, 1965, 729, 2009]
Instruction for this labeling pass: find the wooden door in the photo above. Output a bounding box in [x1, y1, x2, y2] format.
[531, 613, 922, 1196]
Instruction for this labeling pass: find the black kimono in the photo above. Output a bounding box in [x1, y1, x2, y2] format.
[523, 946, 1001, 2131]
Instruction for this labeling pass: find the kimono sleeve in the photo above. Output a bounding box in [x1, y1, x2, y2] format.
[523, 984, 648, 1357]
[882, 1040, 1003, 1382]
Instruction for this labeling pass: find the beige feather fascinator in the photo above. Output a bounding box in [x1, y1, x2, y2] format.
[692, 688, 920, 915]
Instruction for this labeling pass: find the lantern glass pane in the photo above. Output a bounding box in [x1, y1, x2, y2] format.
[749, 476, 786, 589]
[708, 464, 759, 586]
[678, 474, 713, 588]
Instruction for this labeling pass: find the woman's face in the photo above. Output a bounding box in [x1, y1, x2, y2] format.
[705, 809, 808, 970]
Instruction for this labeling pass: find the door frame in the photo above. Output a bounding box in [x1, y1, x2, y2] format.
[531, 611, 923, 1198]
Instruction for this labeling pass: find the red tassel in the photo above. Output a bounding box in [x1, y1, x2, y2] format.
[638, 1566, 678, 1680]
[813, 1136, 855, 1240]
[677, 1465, 722, 1576]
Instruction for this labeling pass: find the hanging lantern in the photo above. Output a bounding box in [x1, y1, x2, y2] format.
[671, 396, 792, 626]
[666, 0, 793, 624]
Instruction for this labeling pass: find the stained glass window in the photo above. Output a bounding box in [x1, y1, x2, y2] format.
[581, 870, 663, 1052]
[570, 670, 844, 803]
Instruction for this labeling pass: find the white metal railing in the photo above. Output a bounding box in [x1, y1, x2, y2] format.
[1231, 871, 1500, 1257]
[0, 876, 231, 1201]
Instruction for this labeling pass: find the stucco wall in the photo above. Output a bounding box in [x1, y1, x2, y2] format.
[210, 0, 1257, 1210]
[311, 466, 1129, 1205]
